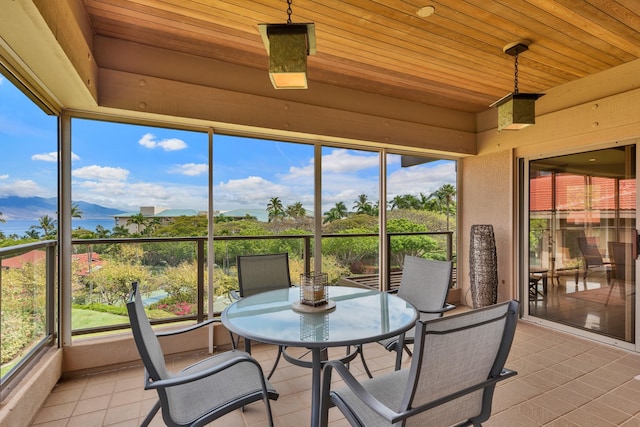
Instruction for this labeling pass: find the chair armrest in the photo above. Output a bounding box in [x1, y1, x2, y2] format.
[419, 303, 455, 316]
[399, 368, 518, 420]
[145, 351, 262, 390]
[155, 318, 220, 337]
[322, 361, 400, 422]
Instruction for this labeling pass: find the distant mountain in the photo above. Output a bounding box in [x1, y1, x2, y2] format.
[0, 196, 126, 220]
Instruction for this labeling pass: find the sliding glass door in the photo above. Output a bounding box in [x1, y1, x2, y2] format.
[527, 145, 636, 343]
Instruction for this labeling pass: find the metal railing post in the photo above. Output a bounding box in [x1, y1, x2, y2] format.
[197, 239, 205, 323]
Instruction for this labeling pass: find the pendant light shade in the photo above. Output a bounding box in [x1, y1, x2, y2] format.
[491, 92, 544, 130]
[258, 23, 316, 89]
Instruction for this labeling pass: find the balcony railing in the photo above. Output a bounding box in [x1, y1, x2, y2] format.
[0, 240, 57, 396]
[1, 231, 453, 389]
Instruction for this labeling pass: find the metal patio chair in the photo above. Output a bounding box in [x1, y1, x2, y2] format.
[360, 256, 455, 374]
[321, 300, 519, 427]
[126, 282, 278, 427]
[577, 236, 612, 286]
[231, 252, 292, 379]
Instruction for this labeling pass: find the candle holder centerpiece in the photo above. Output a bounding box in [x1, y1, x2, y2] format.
[300, 272, 328, 306]
[292, 272, 335, 313]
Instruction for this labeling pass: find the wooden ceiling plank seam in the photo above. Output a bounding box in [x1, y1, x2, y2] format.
[613, 0, 640, 16]
[434, 0, 617, 74]
[555, 0, 640, 48]
[312, 56, 499, 105]
[527, 0, 640, 57]
[471, 0, 631, 68]
[92, 21, 265, 64]
[516, 0, 628, 61]
[289, 0, 545, 75]
[86, 0, 263, 39]
[585, 0, 640, 31]
[314, 36, 563, 93]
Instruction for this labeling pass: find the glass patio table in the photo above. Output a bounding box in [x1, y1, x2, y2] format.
[221, 286, 418, 427]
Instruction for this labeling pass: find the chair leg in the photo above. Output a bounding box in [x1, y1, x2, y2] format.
[266, 346, 284, 380]
[141, 400, 161, 427]
[394, 343, 404, 371]
[403, 343, 412, 357]
[357, 345, 373, 378]
[229, 332, 240, 350]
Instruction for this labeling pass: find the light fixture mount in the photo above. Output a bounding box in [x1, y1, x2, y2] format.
[491, 40, 544, 130]
[258, 0, 316, 89]
[503, 40, 530, 57]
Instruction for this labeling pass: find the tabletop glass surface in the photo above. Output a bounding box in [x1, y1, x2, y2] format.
[222, 286, 417, 348]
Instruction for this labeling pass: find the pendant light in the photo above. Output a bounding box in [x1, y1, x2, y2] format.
[491, 41, 544, 130]
[258, 0, 316, 89]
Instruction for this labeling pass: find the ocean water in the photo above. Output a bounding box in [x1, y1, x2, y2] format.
[0, 219, 117, 236]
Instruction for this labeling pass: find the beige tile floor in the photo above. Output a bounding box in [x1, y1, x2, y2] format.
[30, 319, 640, 427]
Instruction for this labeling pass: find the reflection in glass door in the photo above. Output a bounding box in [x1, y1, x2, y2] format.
[528, 146, 636, 342]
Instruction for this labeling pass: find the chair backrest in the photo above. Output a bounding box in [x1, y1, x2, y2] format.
[126, 282, 168, 381]
[577, 236, 604, 268]
[609, 241, 633, 281]
[237, 253, 292, 297]
[401, 300, 519, 426]
[397, 256, 452, 321]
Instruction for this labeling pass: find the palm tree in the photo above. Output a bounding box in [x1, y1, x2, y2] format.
[127, 213, 147, 234]
[24, 229, 40, 239]
[353, 194, 373, 215]
[333, 202, 348, 218]
[71, 203, 83, 218]
[0, 211, 5, 223]
[323, 202, 348, 224]
[141, 217, 161, 236]
[389, 195, 411, 210]
[428, 184, 457, 230]
[31, 215, 57, 238]
[111, 225, 130, 237]
[322, 209, 341, 224]
[94, 224, 111, 238]
[286, 202, 306, 219]
[266, 197, 285, 222]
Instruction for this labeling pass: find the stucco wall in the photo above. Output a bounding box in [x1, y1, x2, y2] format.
[458, 149, 514, 307]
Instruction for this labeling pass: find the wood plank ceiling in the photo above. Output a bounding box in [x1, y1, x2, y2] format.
[82, 0, 640, 113]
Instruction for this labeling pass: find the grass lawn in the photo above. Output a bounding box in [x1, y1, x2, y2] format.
[72, 308, 129, 329]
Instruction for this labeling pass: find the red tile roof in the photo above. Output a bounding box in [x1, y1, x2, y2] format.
[530, 174, 636, 212]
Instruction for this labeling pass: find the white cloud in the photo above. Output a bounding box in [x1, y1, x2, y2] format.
[32, 151, 80, 162]
[0, 174, 8, 180]
[0, 179, 49, 197]
[286, 149, 380, 181]
[322, 149, 379, 173]
[215, 176, 293, 209]
[170, 163, 208, 176]
[138, 133, 187, 151]
[73, 179, 208, 211]
[72, 165, 129, 181]
[387, 161, 456, 197]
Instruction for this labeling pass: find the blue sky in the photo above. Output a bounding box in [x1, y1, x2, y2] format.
[1, 75, 456, 215]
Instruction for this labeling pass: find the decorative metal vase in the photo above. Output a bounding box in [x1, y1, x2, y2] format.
[469, 224, 498, 308]
[300, 272, 328, 307]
